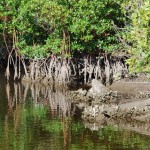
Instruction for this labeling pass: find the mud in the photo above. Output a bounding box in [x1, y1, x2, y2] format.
[80, 79, 150, 128]
[109, 81, 150, 103]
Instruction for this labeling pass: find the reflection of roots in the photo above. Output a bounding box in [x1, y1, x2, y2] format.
[6, 81, 72, 117]
[4, 81, 73, 147]
[6, 83, 14, 109]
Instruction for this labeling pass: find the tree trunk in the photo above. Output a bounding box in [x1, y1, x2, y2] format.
[62, 30, 66, 60]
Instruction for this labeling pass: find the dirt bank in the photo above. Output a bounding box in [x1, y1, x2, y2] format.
[109, 81, 150, 103]
[81, 80, 150, 122]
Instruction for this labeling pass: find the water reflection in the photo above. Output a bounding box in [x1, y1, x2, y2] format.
[1, 80, 150, 150]
[6, 82, 72, 116]
[3, 82, 74, 149]
[84, 119, 150, 136]
[28, 83, 71, 116]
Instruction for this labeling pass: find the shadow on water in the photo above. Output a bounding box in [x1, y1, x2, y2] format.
[1, 72, 150, 149]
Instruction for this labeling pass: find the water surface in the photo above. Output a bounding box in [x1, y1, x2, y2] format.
[0, 72, 150, 150]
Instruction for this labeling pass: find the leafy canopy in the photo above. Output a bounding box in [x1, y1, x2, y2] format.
[122, 0, 150, 73]
[0, 0, 125, 58]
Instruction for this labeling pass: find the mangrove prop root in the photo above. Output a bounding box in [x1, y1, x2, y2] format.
[5, 54, 128, 85]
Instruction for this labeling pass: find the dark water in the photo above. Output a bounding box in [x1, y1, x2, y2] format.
[0, 72, 150, 150]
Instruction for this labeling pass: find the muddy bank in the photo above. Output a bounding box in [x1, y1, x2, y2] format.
[66, 79, 150, 124]
[109, 80, 150, 101]
[67, 79, 119, 105]
[82, 98, 150, 123]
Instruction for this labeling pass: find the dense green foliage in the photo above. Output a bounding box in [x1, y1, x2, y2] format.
[0, 0, 149, 73]
[0, 0, 125, 56]
[123, 0, 150, 73]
